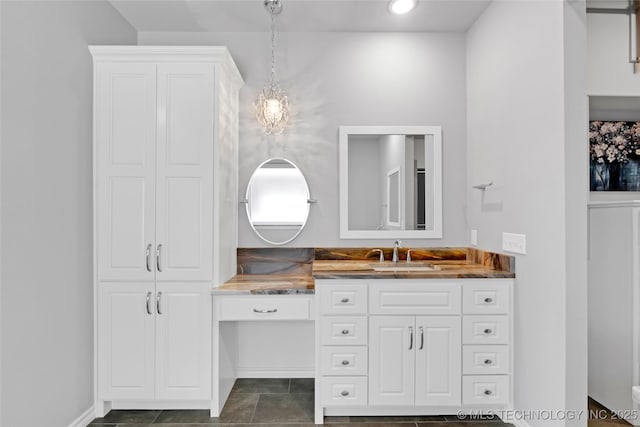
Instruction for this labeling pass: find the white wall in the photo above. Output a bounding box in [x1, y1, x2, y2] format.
[0, 2, 136, 426]
[139, 31, 468, 248]
[467, 1, 587, 426]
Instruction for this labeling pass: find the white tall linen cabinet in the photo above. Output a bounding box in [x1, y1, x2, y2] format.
[588, 201, 640, 425]
[90, 46, 243, 415]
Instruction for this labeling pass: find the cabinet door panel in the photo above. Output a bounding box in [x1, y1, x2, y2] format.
[96, 63, 156, 281]
[98, 283, 155, 399]
[414, 316, 461, 406]
[155, 64, 214, 281]
[155, 282, 211, 400]
[369, 316, 414, 406]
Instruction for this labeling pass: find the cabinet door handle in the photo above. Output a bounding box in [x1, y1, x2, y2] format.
[156, 244, 163, 272]
[409, 326, 414, 350]
[145, 244, 152, 272]
[419, 326, 424, 350]
[253, 308, 278, 313]
[146, 291, 152, 315]
[156, 291, 162, 315]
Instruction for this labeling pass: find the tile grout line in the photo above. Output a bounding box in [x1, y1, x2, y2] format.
[249, 391, 261, 424]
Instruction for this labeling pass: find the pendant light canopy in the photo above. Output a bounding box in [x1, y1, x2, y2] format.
[255, 0, 290, 135]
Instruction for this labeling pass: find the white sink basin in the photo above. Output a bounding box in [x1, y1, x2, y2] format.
[370, 262, 439, 272]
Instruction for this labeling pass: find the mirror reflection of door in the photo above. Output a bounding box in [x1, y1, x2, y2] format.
[386, 167, 401, 228]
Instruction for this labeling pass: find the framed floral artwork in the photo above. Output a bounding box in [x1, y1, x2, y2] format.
[590, 121, 640, 191]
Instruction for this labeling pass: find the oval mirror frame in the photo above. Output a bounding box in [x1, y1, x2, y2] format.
[245, 158, 311, 245]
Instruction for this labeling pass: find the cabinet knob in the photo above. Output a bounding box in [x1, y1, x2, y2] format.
[341, 329, 350, 335]
[484, 297, 493, 303]
[484, 359, 493, 365]
[484, 390, 493, 396]
[483, 328, 493, 335]
[341, 360, 350, 365]
[341, 390, 349, 396]
[341, 298, 350, 303]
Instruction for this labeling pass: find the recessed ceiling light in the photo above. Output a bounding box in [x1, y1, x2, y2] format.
[389, 0, 417, 15]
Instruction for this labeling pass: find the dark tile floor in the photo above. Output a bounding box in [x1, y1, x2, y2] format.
[89, 378, 512, 426]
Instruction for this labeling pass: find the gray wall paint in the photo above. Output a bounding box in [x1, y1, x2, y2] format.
[467, 1, 587, 426]
[0, 2, 136, 426]
[139, 31, 468, 248]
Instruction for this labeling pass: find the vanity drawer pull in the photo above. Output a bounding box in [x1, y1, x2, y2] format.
[341, 360, 350, 365]
[483, 328, 493, 335]
[253, 308, 278, 313]
[484, 297, 493, 303]
[341, 298, 350, 303]
[484, 359, 493, 365]
[341, 390, 349, 396]
[341, 329, 350, 335]
[484, 390, 493, 396]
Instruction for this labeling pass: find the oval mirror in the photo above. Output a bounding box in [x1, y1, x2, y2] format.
[245, 158, 311, 245]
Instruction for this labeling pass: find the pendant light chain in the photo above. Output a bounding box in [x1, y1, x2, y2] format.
[255, 0, 290, 135]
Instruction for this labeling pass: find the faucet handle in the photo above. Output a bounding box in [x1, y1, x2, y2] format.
[367, 248, 384, 262]
[406, 249, 412, 263]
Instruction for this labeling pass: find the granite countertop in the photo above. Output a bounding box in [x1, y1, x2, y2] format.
[312, 260, 515, 280]
[212, 274, 314, 295]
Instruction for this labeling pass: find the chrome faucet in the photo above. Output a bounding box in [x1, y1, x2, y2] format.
[367, 248, 384, 262]
[392, 240, 401, 263]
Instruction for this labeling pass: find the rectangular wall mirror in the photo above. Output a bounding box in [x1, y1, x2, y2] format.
[339, 126, 442, 239]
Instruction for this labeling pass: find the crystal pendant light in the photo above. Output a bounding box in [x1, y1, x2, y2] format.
[256, 0, 290, 135]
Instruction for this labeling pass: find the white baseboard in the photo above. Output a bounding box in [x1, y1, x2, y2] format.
[68, 406, 95, 427]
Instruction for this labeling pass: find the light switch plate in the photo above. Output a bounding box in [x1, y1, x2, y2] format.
[502, 232, 526, 254]
[471, 229, 478, 246]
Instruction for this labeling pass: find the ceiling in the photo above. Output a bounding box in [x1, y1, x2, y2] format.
[108, 0, 492, 33]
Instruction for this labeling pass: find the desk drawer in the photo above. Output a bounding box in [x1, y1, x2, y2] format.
[320, 346, 368, 376]
[320, 316, 368, 345]
[217, 296, 310, 320]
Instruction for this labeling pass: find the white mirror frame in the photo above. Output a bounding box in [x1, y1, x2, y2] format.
[339, 125, 443, 239]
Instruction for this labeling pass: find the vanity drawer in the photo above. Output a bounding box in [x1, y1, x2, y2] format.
[369, 282, 461, 315]
[463, 345, 510, 375]
[320, 346, 368, 376]
[463, 283, 510, 314]
[319, 283, 368, 315]
[320, 316, 368, 346]
[320, 376, 367, 406]
[217, 296, 310, 321]
[462, 375, 510, 405]
[463, 315, 509, 345]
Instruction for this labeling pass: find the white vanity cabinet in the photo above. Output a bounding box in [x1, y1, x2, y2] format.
[314, 278, 513, 424]
[91, 46, 243, 415]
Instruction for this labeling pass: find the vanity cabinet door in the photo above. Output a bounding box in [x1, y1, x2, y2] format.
[368, 316, 415, 406]
[98, 283, 155, 399]
[155, 282, 211, 400]
[414, 316, 461, 406]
